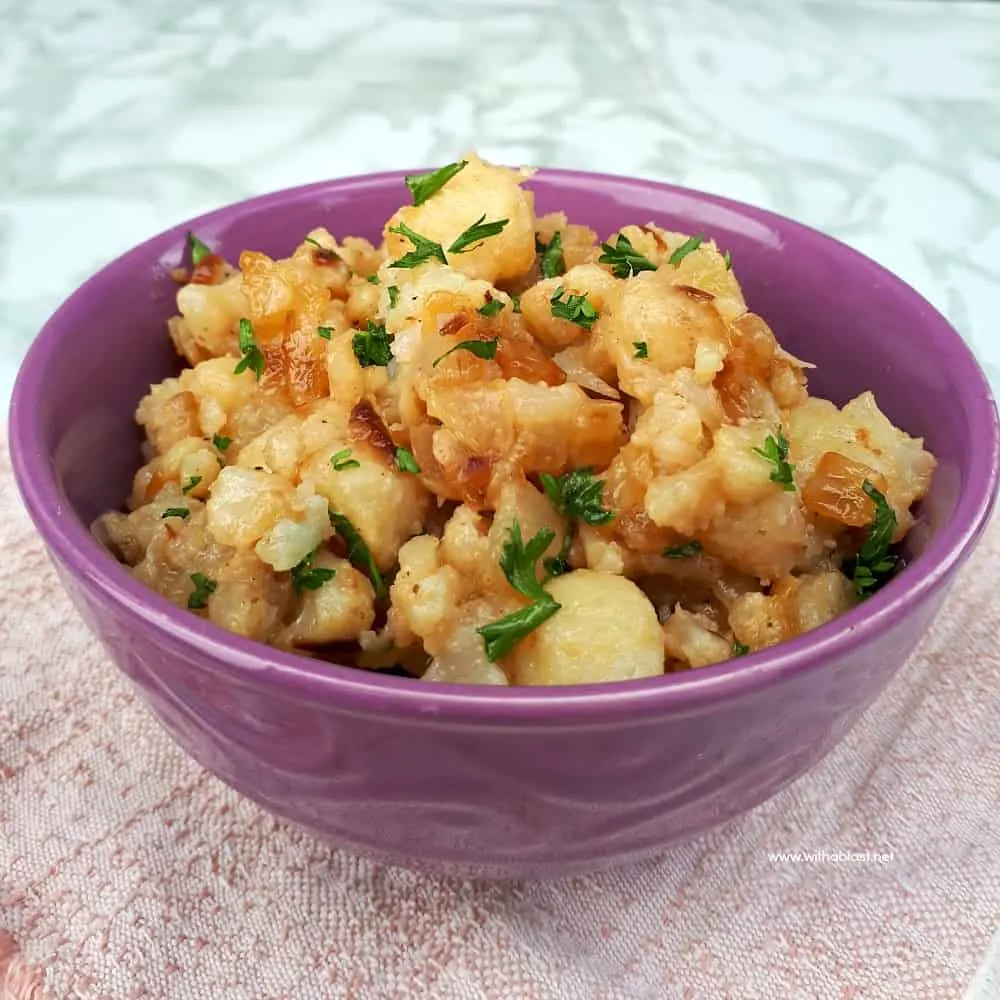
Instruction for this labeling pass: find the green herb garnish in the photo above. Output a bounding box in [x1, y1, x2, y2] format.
[664, 540, 702, 559]
[598, 233, 657, 278]
[317, 326, 334, 340]
[633, 341, 648, 359]
[188, 572, 217, 610]
[477, 520, 562, 661]
[352, 320, 393, 367]
[477, 297, 505, 318]
[540, 468, 615, 526]
[303, 236, 323, 249]
[723, 249, 732, 270]
[536, 231, 566, 278]
[669, 235, 704, 266]
[550, 287, 598, 330]
[180, 476, 202, 495]
[732, 639, 750, 656]
[753, 428, 796, 491]
[366, 274, 380, 285]
[161, 507, 190, 520]
[432, 338, 499, 367]
[331, 448, 360, 471]
[290, 548, 337, 595]
[328, 510, 386, 600]
[851, 481, 898, 598]
[387, 285, 400, 309]
[233, 317, 265, 381]
[448, 215, 509, 254]
[187, 231, 212, 266]
[512, 294, 521, 313]
[212, 434, 231, 452]
[388, 222, 447, 269]
[395, 447, 421, 474]
[404, 160, 468, 206]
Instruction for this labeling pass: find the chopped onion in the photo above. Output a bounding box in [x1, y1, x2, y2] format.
[553, 348, 621, 399]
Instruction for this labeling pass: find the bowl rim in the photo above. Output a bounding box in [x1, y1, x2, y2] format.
[9, 167, 1000, 725]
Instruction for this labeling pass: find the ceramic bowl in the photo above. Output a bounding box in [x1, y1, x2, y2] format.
[10, 170, 998, 878]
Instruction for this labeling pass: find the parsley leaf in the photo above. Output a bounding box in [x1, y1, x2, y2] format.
[851, 480, 898, 599]
[405, 160, 468, 206]
[290, 548, 337, 595]
[161, 507, 190, 520]
[550, 287, 598, 330]
[663, 540, 702, 559]
[329, 510, 386, 600]
[181, 476, 202, 495]
[723, 249, 732, 270]
[536, 231, 566, 278]
[303, 236, 323, 249]
[233, 317, 265, 380]
[448, 215, 509, 254]
[732, 639, 750, 656]
[388, 222, 447, 269]
[395, 447, 421, 474]
[188, 572, 217, 610]
[432, 338, 499, 367]
[477, 296, 505, 318]
[598, 233, 657, 278]
[317, 326, 333, 340]
[366, 274, 380, 285]
[331, 448, 360, 471]
[669, 235, 704, 265]
[352, 321, 393, 367]
[633, 341, 648, 359]
[753, 428, 796, 491]
[542, 532, 573, 581]
[212, 434, 231, 451]
[539, 468, 614, 526]
[511, 294, 521, 313]
[477, 520, 562, 661]
[387, 285, 400, 309]
[187, 231, 212, 266]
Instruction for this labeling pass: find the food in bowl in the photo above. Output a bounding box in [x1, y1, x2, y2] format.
[95, 154, 936, 686]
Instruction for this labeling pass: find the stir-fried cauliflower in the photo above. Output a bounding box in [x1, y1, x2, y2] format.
[96, 154, 936, 685]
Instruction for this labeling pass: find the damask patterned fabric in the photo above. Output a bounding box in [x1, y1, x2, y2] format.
[2, 424, 999, 999]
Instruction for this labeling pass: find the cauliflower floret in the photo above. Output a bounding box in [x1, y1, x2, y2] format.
[206, 466, 297, 549]
[662, 606, 732, 669]
[130, 436, 220, 507]
[280, 554, 376, 647]
[174, 274, 251, 362]
[510, 570, 664, 685]
[421, 598, 514, 686]
[384, 154, 536, 284]
[519, 263, 619, 352]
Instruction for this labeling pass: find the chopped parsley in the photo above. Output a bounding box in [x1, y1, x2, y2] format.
[851, 481, 898, 599]
[536, 231, 566, 278]
[669, 235, 704, 265]
[303, 236, 323, 249]
[542, 532, 573, 581]
[290, 548, 337, 595]
[448, 215, 509, 254]
[331, 448, 360, 471]
[180, 476, 202, 495]
[753, 428, 796, 491]
[550, 287, 598, 330]
[388, 222, 447, 269]
[366, 274, 380, 285]
[395, 447, 421, 474]
[317, 326, 334, 340]
[663, 540, 702, 559]
[511, 294, 521, 313]
[161, 507, 190, 520]
[539, 468, 615, 526]
[477, 296, 506, 318]
[328, 510, 386, 600]
[233, 317, 265, 381]
[187, 572, 217, 610]
[187, 231, 212, 266]
[633, 341, 648, 359]
[404, 160, 468, 206]
[212, 434, 231, 452]
[732, 639, 750, 657]
[387, 285, 400, 309]
[477, 520, 562, 661]
[432, 338, 499, 367]
[352, 321, 393, 367]
[723, 249, 732, 270]
[598, 233, 657, 278]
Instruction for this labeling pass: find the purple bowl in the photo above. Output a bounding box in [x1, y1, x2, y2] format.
[9, 170, 999, 878]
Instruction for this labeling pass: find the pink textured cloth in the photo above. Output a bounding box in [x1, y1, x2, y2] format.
[2, 432, 999, 1000]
